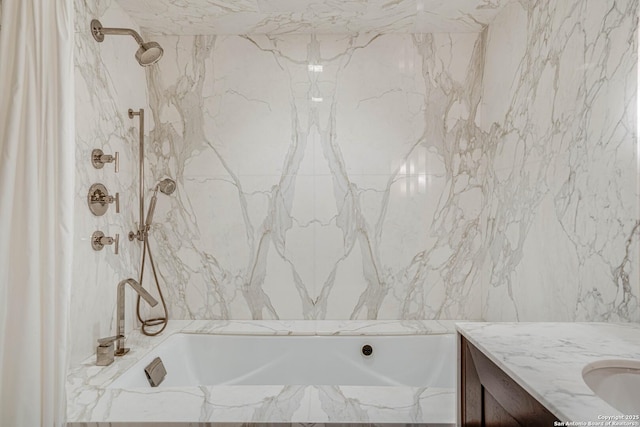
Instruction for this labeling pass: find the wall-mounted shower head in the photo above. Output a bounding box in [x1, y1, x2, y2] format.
[90, 19, 163, 66]
[136, 41, 163, 66]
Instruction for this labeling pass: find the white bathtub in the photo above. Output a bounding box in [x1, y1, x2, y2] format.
[67, 320, 458, 425]
[109, 333, 455, 388]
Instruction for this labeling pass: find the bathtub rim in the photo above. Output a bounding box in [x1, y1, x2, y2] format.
[66, 319, 462, 425]
[70, 320, 458, 387]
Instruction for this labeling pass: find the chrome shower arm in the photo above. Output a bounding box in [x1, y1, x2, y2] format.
[98, 27, 144, 45]
[91, 20, 144, 45]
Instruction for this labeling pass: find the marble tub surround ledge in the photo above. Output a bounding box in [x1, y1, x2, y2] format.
[456, 322, 640, 422]
[67, 320, 458, 425]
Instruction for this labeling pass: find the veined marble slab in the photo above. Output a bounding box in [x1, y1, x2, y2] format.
[67, 320, 457, 425]
[142, 31, 487, 323]
[479, 0, 639, 322]
[457, 322, 640, 422]
[114, 0, 510, 35]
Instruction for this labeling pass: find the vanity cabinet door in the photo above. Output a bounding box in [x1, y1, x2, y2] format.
[460, 336, 559, 426]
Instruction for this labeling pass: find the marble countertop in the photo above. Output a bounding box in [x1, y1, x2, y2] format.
[456, 322, 640, 423]
[67, 320, 457, 425]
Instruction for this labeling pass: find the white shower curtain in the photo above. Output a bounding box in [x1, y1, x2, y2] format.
[0, 0, 74, 426]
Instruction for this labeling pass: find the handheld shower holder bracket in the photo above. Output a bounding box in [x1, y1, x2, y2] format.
[128, 228, 146, 242]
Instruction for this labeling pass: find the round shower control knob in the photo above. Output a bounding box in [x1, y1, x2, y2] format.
[91, 231, 119, 254]
[91, 149, 119, 172]
[362, 344, 373, 356]
[87, 183, 119, 216]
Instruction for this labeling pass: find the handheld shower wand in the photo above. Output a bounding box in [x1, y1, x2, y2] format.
[144, 179, 176, 232]
[144, 189, 158, 232]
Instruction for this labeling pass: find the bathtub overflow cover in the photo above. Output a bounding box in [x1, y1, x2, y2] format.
[362, 344, 373, 357]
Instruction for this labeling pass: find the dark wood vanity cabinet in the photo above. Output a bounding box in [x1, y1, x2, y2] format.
[459, 335, 560, 426]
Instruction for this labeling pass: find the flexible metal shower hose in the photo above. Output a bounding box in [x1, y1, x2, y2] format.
[136, 233, 168, 336]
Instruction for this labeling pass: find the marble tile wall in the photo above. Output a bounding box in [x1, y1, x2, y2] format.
[479, 0, 640, 322]
[144, 32, 489, 321]
[70, 0, 639, 365]
[71, 0, 149, 364]
[114, 0, 511, 34]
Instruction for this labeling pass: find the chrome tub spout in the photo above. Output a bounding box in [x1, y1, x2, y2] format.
[115, 278, 158, 356]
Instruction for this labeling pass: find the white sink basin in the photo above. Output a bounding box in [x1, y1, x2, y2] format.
[582, 359, 640, 414]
